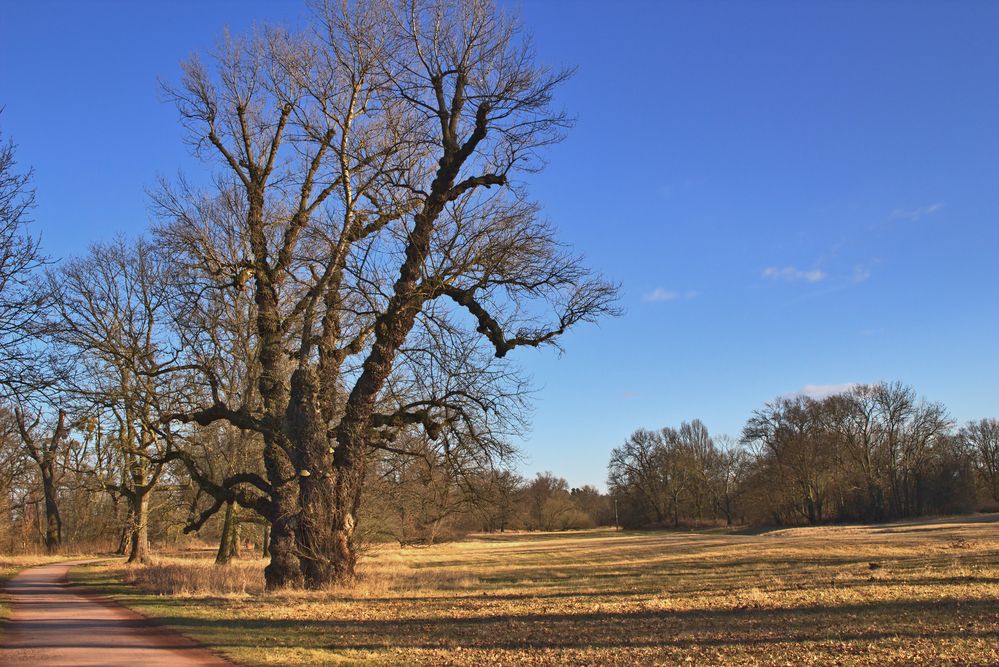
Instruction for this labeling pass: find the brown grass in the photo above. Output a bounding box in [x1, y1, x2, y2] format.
[123, 558, 264, 596]
[70, 515, 999, 666]
[0, 554, 68, 584]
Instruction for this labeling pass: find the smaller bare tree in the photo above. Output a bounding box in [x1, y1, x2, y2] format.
[962, 418, 999, 503]
[12, 407, 69, 552]
[49, 237, 182, 563]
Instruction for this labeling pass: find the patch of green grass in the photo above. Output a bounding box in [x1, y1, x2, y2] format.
[72, 518, 999, 665]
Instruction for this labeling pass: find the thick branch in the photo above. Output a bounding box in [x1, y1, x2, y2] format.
[161, 403, 269, 436]
[447, 173, 505, 202]
[442, 286, 562, 358]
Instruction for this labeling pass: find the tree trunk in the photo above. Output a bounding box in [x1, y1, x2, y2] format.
[261, 524, 270, 558]
[40, 467, 61, 554]
[116, 524, 129, 555]
[14, 410, 66, 555]
[215, 500, 239, 565]
[314, 178, 458, 586]
[297, 472, 339, 587]
[262, 442, 304, 589]
[116, 506, 132, 555]
[126, 491, 150, 564]
[247, 194, 305, 590]
[232, 521, 241, 558]
[330, 461, 364, 582]
[263, 498, 302, 588]
[290, 367, 347, 589]
[866, 483, 884, 522]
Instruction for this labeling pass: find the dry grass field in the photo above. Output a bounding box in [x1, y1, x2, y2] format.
[70, 516, 999, 666]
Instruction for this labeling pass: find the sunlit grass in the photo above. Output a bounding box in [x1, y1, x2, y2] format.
[71, 516, 999, 665]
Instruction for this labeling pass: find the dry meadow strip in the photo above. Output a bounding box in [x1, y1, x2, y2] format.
[71, 516, 999, 665]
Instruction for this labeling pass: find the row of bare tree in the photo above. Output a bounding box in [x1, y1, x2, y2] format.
[365, 464, 613, 543]
[0, 0, 616, 589]
[609, 383, 998, 528]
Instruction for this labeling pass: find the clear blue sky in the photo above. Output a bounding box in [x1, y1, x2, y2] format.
[2, 1, 997, 490]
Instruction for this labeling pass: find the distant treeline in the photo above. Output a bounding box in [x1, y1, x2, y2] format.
[609, 382, 998, 529]
[364, 381, 998, 541]
[363, 464, 615, 543]
[2, 381, 995, 553]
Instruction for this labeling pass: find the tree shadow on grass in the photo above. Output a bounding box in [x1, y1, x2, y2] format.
[147, 596, 997, 653]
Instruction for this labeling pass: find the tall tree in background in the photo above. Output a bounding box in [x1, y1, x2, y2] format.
[0, 123, 70, 553]
[855, 382, 950, 518]
[711, 435, 749, 526]
[49, 238, 181, 563]
[12, 408, 68, 552]
[962, 418, 999, 504]
[743, 397, 835, 525]
[610, 383, 972, 530]
[470, 468, 524, 532]
[523, 472, 574, 531]
[608, 424, 722, 528]
[157, 0, 617, 589]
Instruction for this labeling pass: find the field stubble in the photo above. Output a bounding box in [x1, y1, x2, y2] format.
[71, 516, 999, 665]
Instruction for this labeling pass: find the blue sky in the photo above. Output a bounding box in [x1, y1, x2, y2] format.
[2, 1, 997, 489]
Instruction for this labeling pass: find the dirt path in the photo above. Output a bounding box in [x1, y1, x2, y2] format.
[0, 561, 231, 666]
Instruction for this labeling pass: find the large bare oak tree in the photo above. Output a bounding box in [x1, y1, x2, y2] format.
[157, 0, 617, 589]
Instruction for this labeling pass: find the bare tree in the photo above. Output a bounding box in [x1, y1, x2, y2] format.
[523, 472, 575, 531]
[742, 398, 835, 525]
[608, 429, 672, 526]
[710, 435, 748, 526]
[961, 418, 999, 503]
[48, 238, 182, 563]
[470, 468, 523, 532]
[12, 407, 68, 552]
[852, 382, 951, 518]
[0, 408, 31, 550]
[156, 0, 617, 589]
[670, 420, 713, 522]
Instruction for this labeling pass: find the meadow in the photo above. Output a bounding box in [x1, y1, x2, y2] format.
[69, 516, 999, 666]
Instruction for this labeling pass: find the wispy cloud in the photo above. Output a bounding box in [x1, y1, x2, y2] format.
[795, 383, 858, 399]
[851, 264, 872, 283]
[889, 202, 944, 222]
[761, 266, 826, 283]
[643, 288, 699, 302]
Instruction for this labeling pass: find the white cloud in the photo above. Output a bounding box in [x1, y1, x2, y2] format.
[889, 202, 944, 222]
[797, 383, 858, 399]
[851, 265, 872, 283]
[645, 288, 678, 301]
[761, 266, 826, 283]
[644, 288, 698, 302]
